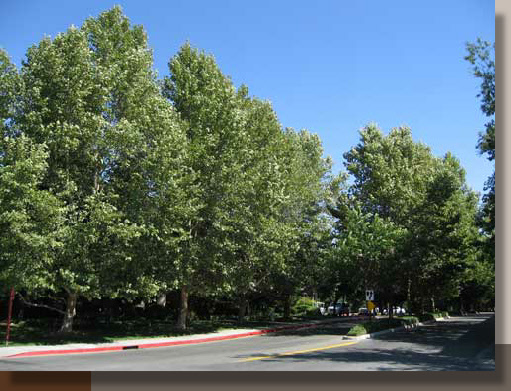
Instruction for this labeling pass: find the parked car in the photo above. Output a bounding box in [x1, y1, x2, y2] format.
[383, 306, 407, 315]
[358, 307, 369, 316]
[328, 303, 350, 316]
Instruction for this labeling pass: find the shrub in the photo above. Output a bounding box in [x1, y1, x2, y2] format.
[417, 312, 449, 322]
[292, 297, 316, 316]
[397, 316, 419, 326]
[418, 313, 436, 322]
[304, 307, 323, 318]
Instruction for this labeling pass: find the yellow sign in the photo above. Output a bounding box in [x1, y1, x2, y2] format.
[367, 301, 375, 311]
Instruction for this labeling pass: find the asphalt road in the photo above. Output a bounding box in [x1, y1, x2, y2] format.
[0, 314, 495, 371]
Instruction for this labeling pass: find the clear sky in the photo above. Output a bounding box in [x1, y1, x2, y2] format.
[0, 0, 495, 197]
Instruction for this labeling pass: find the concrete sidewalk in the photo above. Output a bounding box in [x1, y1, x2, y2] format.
[1, 317, 363, 359]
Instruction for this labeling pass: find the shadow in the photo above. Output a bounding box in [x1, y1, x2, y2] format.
[371, 315, 494, 351]
[234, 315, 495, 371]
[90, 345, 507, 386]
[237, 346, 493, 371]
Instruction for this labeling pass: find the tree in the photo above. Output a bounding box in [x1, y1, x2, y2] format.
[329, 191, 407, 316]
[163, 44, 334, 325]
[408, 153, 481, 312]
[163, 43, 252, 329]
[341, 125, 481, 314]
[266, 129, 332, 319]
[12, 7, 178, 332]
[465, 39, 495, 264]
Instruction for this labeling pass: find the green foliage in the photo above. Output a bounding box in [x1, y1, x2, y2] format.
[0, 49, 21, 134]
[465, 39, 495, 269]
[0, 136, 61, 289]
[7, 6, 182, 330]
[333, 124, 483, 312]
[465, 39, 495, 161]
[292, 296, 315, 316]
[417, 312, 447, 322]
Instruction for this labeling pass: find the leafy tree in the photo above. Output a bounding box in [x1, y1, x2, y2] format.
[266, 129, 332, 319]
[408, 153, 481, 312]
[163, 44, 333, 325]
[465, 39, 495, 264]
[329, 191, 407, 316]
[13, 7, 176, 332]
[341, 125, 481, 314]
[163, 43, 252, 328]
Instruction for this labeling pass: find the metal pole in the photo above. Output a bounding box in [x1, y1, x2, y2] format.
[6, 287, 15, 346]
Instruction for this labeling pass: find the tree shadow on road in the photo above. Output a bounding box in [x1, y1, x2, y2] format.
[236, 315, 495, 371]
[236, 345, 493, 371]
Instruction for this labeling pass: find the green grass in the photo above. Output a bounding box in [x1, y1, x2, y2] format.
[0, 316, 324, 347]
[1, 318, 245, 347]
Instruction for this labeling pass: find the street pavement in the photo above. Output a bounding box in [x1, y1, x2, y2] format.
[0, 314, 494, 371]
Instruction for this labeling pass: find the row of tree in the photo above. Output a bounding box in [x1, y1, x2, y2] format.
[1, 7, 494, 333]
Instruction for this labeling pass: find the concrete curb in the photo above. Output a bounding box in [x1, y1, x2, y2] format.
[3, 317, 354, 359]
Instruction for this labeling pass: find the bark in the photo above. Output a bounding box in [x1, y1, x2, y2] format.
[238, 296, 248, 324]
[176, 285, 188, 330]
[283, 295, 292, 320]
[407, 278, 412, 305]
[59, 291, 77, 334]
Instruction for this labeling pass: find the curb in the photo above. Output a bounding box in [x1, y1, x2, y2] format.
[5, 318, 351, 359]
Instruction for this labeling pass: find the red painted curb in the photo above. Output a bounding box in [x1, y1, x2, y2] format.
[7, 322, 322, 358]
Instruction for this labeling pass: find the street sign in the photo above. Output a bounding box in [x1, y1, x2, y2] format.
[367, 301, 376, 312]
[365, 289, 374, 301]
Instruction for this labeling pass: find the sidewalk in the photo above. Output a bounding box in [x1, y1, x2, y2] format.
[1, 317, 363, 359]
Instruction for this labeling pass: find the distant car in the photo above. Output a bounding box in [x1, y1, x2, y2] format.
[358, 307, 369, 316]
[328, 303, 350, 316]
[383, 306, 407, 315]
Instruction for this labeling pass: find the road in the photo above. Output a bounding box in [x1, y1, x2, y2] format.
[0, 314, 494, 371]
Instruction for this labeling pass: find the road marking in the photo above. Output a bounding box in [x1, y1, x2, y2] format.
[239, 340, 359, 362]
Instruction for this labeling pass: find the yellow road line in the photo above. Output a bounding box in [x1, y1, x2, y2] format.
[239, 340, 359, 362]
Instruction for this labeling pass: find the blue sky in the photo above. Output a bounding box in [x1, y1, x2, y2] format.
[1, 0, 495, 197]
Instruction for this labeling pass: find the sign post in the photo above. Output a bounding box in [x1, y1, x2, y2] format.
[365, 289, 375, 322]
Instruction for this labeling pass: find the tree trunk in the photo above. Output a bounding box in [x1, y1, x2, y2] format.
[238, 296, 248, 324]
[59, 291, 77, 334]
[388, 301, 394, 320]
[176, 285, 188, 331]
[283, 295, 292, 320]
[407, 278, 412, 304]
